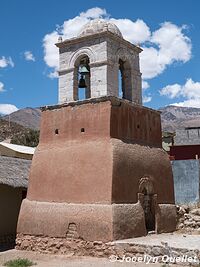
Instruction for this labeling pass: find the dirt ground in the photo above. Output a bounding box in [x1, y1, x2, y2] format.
[0, 249, 182, 267]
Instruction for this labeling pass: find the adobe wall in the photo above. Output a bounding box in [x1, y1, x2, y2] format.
[17, 199, 147, 242]
[17, 97, 176, 242]
[39, 97, 161, 146]
[27, 97, 163, 204]
[112, 140, 174, 204]
[110, 100, 162, 147]
[28, 100, 113, 203]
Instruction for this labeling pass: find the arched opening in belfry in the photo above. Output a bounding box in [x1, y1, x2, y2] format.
[118, 59, 132, 101]
[73, 55, 90, 101]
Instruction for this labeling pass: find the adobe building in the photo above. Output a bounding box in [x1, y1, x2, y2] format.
[0, 155, 30, 251]
[0, 142, 33, 250]
[170, 127, 200, 160]
[17, 19, 176, 246]
[170, 127, 200, 205]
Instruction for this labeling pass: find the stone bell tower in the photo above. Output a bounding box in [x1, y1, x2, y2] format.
[58, 19, 142, 104]
[17, 19, 176, 248]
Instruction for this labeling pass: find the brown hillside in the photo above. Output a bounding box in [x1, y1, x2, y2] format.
[0, 118, 30, 142]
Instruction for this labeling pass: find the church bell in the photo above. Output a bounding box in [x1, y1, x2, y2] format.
[78, 65, 90, 88]
[79, 65, 89, 75]
[78, 75, 87, 88]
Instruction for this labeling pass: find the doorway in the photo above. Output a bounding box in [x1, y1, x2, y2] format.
[142, 188, 155, 231]
[139, 177, 156, 232]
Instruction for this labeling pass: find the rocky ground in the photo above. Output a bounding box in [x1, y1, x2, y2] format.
[176, 205, 200, 234]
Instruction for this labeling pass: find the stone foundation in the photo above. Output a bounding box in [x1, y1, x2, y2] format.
[177, 205, 200, 234]
[16, 234, 200, 265]
[16, 234, 113, 257]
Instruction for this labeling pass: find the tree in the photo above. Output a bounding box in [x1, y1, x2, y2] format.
[11, 129, 39, 147]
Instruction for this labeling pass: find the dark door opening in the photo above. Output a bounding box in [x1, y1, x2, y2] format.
[142, 188, 155, 232]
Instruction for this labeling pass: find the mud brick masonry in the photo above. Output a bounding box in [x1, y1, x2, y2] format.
[16, 19, 176, 249]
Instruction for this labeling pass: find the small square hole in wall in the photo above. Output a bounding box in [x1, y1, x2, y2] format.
[55, 129, 59, 135]
[81, 128, 85, 133]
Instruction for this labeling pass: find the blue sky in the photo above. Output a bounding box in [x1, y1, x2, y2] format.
[0, 0, 200, 114]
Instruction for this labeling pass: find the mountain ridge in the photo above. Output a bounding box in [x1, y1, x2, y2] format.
[159, 105, 200, 132]
[3, 107, 41, 130]
[1, 105, 200, 137]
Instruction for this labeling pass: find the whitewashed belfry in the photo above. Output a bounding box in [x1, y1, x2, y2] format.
[56, 19, 143, 104]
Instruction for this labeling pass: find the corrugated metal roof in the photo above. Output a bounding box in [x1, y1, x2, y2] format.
[0, 142, 35, 155]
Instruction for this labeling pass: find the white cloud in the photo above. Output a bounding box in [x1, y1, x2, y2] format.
[43, 31, 59, 70]
[141, 22, 191, 79]
[143, 95, 152, 103]
[160, 83, 182, 99]
[0, 104, 18, 115]
[80, 7, 107, 19]
[43, 8, 151, 76]
[43, 8, 192, 82]
[171, 99, 200, 108]
[42, 8, 108, 76]
[142, 81, 151, 102]
[160, 79, 200, 108]
[0, 82, 5, 92]
[24, 51, 35, 62]
[142, 81, 150, 90]
[0, 56, 14, 68]
[110, 18, 150, 44]
[48, 70, 58, 79]
[140, 47, 164, 79]
[151, 23, 191, 63]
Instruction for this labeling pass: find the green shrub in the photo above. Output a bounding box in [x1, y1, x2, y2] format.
[3, 258, 35, 267]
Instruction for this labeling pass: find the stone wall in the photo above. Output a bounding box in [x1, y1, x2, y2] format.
[177, 205, 200, 234]
[57, 31, 142, 104]
[16, 234, 200, 265]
